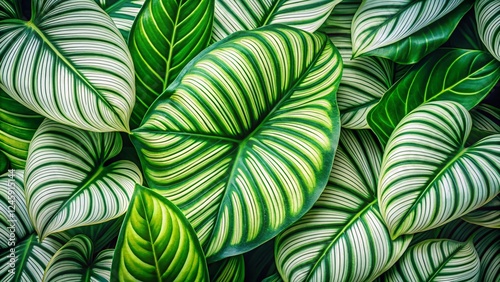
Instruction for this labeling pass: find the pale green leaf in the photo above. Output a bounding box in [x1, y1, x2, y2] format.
[476, 0, 500, 61]
[462, 196, 500, 228]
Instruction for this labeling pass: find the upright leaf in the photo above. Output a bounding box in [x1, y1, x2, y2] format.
[209, 255, 245, 282]
[476, 0, 500, 61]
[25, 119, 142, 240]
[378, 101, 500, 238]
[352, 0, 471, 63]
[131, 25, 342, 260]
[111, 185, 209, 282]
[95, 0, 145, 41]
[462, 196, 500, 228]
[368, 48, 500, 146]
[129, 0, 214, 127]
[275, 130, 412, 282]
[0, 0, 135, 132]
[212, 0, 340, 42]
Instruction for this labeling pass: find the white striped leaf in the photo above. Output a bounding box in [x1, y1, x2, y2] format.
[25, 119, 142, 240]
[111, 185, 209, 281]
[0, 87, 44, 169]
[43, 234, 113, 282]
[320, 0, 393, 129]
[0, 0, 135, 132]
[94, 0, 145, 41]
[352, 0, 472, 64]
[384, 239, 480, 282]
[476, 0, 500, 61]
[471, 104, 500, 134]
[209, 255, 245, 282]
[275, 129, 412, 282]
[212, 0, 340, 42]
[462, 196, 500, 228]
[0, 233, 69, 281]
[368, 48, 500, 146]
[378, 101, 500, 239]
[0, 0, 20, 20]
[0, 170, 33, 250]
[129, 0, 214, 128]
[131, 25, 342, 260]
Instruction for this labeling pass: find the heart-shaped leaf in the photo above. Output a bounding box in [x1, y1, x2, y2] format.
[209, 255, 245, 282]
[462, 196, 500, 228]
[94, 0, 145, 41]
[378, 101, 500, 238]
[25, 119, 142, 240]
[111, 185, 209, 281]
[129, 0, 214, 127]
[368, 48, 500, 146]
[0, 0, 135, 132]
[43, 234, 113, 281]
[275, 129, 412, 282]
[131, 25, 342, 260]
[212, 0, 340, 42]
[476, 0, 500, 61]
[351, 0, 471, 63]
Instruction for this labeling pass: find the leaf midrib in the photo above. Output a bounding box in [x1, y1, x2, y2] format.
[261, 0, 286, 27]
[139, 192, 163, 282]
[163, 0, 184, 89]
[14, 233, 36, 282]
[425, 241, 466, 281]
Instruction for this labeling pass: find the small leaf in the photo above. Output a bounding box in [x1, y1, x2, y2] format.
[462, 196, 500, 228]
[96, 0, 146, 41]
[64, 216, 124, 253]
[111, 185, 209, 282]
[209, 255, 245, 282]
[476, 0, 500, 61]
[444, 9, 485, 50]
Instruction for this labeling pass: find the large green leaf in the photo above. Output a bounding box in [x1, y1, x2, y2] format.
[275, 129, 412, 282]
[131, 25, 342, 260]
[111, 185, 209, 281]
[378, 101, 500, 238]
[25, 119, 142, 240]
[0, 0, 135, 132]
[368, 48, 500, 146]
[0, 0, 20, 20]
[476, 0, 500, 61]
[43, 234, 113, 281]
[351, 0, 471, 63]
[384, 239, 480, 281]
[95, 0, 145, 41]
[0, 87, 44, 169]
[320, 0, 393, 129]
[129, 0, 214, 128]
[212, 0, 340, 42]
[462, 196, 500, 228]
[209, 255, 245, 282]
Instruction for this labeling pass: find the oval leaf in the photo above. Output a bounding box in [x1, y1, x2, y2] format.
[111, 185, 209, 281]
[276, 129, 411, 282]
[209, 255, 245, 282]
[0, 0, 135, 132]
[131, 25, 342, 260]
[129, 0, 214, 127]
[476, 0, 500, 61]
[95, 0, 145, 41]
[462, 195, 500, 228]
[378, 101, 500, 238]
[25, 119, 142, 240]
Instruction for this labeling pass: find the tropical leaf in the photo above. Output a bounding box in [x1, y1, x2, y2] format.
[43, 234, 113, 281]
[275, 129, 412, 282]
[383, 239, 480, 282]
[131, 25, 342, 260]
[0, 0, 135, 132]
[471, 104, 500, 133]
[368, 48, 500, 146]
[0, 0, 20, 20]
[111, 185, 209, 282]
[378, 101, 500, 238]
[25, 119, 142, 240]
[351, 0, 472, 64]
[64, 216, 124, 253]
[0, 87, 44, 169]
[444, 8, 485, 50]
[320, 0, 393, 129]
[129, 0, 214, 128]
[263, 273, 283, 282]
[476, 0, 500, 61]
[0, 152, 7, 174]
[0, 170, 33, 249]
[0, 233, 69, 281]
[209, 255, 245, 282]
[243, 240, 277, 282]
[212, 0, 340, 42]
[462, 196, 500, 228]
[95, 0, 146, 41]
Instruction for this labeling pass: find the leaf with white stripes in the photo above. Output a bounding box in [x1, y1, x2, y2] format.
[0, 170, 33, 250]
[378, 101, 500, 239]
[111, 185, 209, 281]
[462, 196, 500, 228]
[131, 25, 342, 260]
[0, 87, 44, 169]
[0, 0, 20, 20]
[275, 129, 412, 282]
[320, 0, 393, 129]
[25, 119, 142, 240]
[129, 0, 214, 127]
[476, 0, 500, 61]
[43, 234, 113, 282]
[352, 0, 472, 63]
[94, 0, 145, 41]
[384, 239, 480, 282]
[0, 0, 135, 132]
[209, 255, 245, 282]
[212, 0, 340, 42]
[368, 48, 500, 146]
